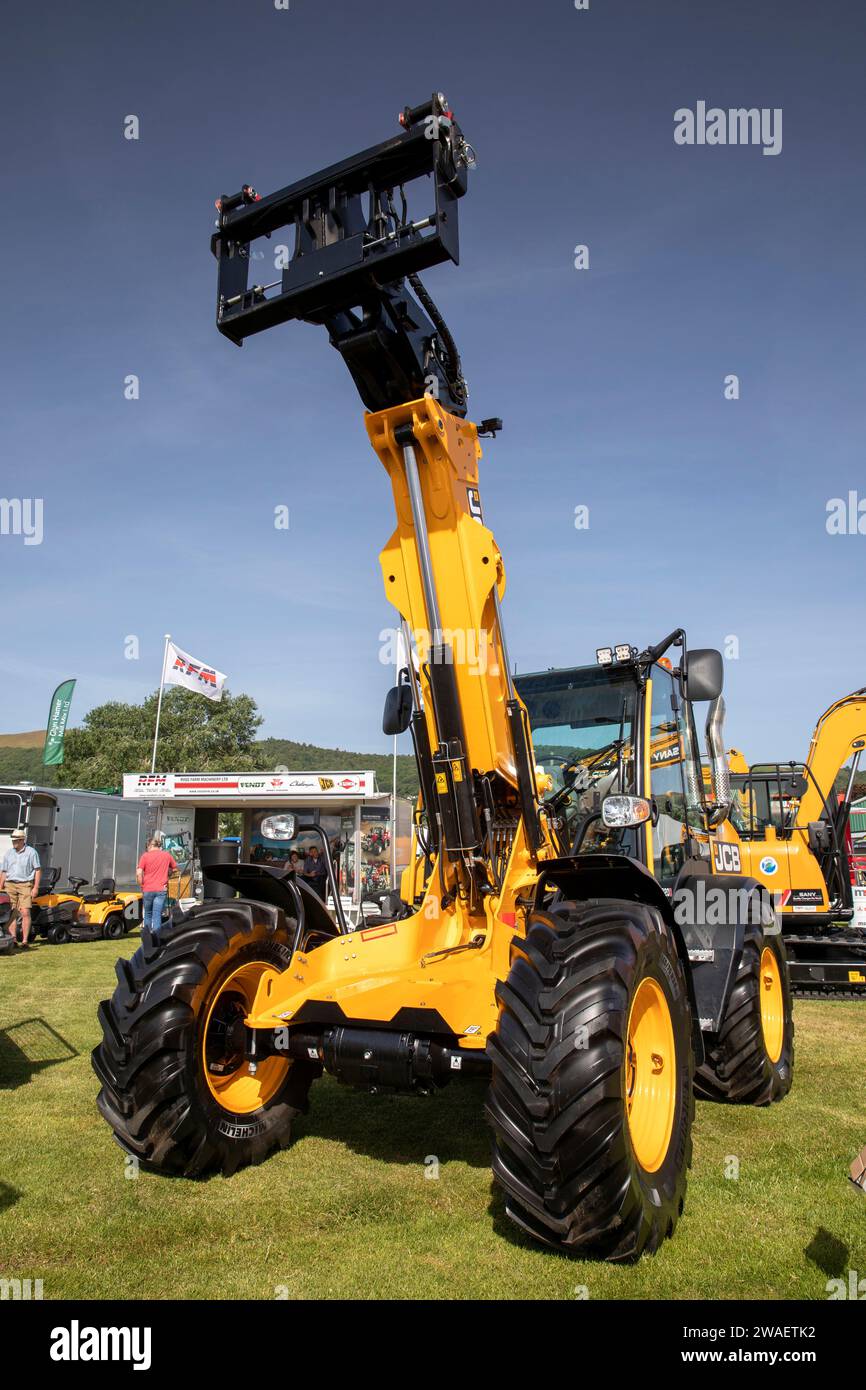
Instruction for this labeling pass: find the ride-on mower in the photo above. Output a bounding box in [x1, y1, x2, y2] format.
[93, 97, 793, 1260]
[29, 870, 143, 945]
[0, 889, 14, 954]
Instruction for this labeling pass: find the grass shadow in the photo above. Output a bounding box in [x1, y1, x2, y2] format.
[0, 1018, 78, 1091]
[804, 1227, 849, 1279]
[0, 1181, 21, 1214]
[298, 1075, 492, 1170]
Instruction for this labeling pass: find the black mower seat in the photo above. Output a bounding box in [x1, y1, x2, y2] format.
[41, 867, 61, 894]
[80, 877, 116, 903]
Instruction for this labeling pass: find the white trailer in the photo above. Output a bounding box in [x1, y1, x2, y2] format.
[0, 785, 157, 891]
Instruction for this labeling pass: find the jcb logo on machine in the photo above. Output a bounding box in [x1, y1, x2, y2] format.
[451, 759, 463, 783]
[318, 777, 334, 791]
[712, 842, 741, 874]
[435, 772, 448, 794]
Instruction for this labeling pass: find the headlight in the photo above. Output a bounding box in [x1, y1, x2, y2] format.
[261, 813, 298, 842]
[602, 795, 652, 828]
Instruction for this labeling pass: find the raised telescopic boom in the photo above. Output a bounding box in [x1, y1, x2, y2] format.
[212, 96, 541, 920]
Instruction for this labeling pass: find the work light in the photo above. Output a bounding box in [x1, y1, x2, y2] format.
[602, 795, 652, 828]
[596, 647, 613, 666]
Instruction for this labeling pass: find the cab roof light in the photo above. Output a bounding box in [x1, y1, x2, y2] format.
[596, 648, 613, 667]
[615, 644, 635, 663]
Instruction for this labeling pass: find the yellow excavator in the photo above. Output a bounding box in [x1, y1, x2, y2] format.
[570, 687, 866, 996]
[92, 97, 793, 1260]
[721, 691, 866, 997]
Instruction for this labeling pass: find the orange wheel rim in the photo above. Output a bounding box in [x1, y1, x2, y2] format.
[759, 946, 784, 1064]
[202, 961, 288, 1114]
[625, 977, 677, 1173]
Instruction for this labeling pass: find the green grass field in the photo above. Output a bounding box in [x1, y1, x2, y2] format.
[1, 937, 863, 1301]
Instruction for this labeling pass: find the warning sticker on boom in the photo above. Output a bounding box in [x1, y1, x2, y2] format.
[467, 487, 484, 523]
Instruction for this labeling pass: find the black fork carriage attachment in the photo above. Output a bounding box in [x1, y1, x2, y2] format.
[211, 93, 475, 416]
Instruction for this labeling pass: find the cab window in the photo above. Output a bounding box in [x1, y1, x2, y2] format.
[731, 768, 794, 839]
[517, 665, 638, 858]
[649, 668, 697, 890]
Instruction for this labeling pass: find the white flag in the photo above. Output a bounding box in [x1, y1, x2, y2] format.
[164, 641, 227, 703]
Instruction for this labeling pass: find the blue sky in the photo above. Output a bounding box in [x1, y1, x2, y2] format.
[1, 0, 865, 764]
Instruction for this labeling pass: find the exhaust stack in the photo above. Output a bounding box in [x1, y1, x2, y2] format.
[705, 695, 732, 826]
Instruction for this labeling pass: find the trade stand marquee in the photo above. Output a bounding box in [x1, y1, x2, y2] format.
[121, 771, 405, 913]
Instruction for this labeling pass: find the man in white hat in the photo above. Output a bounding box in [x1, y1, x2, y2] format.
[0, 830, 42, 948]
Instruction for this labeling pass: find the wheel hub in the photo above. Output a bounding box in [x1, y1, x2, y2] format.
[202, 961, 289, 1113]
[759, 946, 784, 1064]
[625, 976, 677, 1173]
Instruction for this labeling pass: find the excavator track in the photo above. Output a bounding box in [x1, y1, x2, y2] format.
[785, 929, 866, 999]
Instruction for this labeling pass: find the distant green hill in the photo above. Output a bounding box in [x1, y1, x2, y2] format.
[256, 738, 419, 799]
[0, 737, 418, 799]
[0, 746, 55, 785]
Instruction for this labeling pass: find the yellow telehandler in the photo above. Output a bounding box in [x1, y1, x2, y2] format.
[92, 97, 793, 1259]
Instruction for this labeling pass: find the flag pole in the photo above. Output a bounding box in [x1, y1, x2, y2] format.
[150, 634, 171, 774]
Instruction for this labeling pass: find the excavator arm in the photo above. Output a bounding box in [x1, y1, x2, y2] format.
[796, 689, 866, 829]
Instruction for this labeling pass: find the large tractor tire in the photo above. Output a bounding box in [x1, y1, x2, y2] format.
[92, 900, 318, 1176]
[486, 898, 694, 1261]
[695, 920, 793, 1105]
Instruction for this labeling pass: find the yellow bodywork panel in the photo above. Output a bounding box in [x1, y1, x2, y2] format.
[246, 826, 541, 1043]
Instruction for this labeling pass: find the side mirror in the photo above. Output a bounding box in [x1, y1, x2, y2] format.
[685, 648, 724, 702]
[260, 813, 298, 842]
[602, 795, 653, 828]
[382, 679, 412, 735]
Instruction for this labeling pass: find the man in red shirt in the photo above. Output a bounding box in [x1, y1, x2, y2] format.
[136, 836, 178, 936]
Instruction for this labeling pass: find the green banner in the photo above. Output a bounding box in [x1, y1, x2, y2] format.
[43, 679, 76, 766]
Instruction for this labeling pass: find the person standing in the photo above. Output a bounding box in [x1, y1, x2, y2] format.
[136, 835, 178, 935]
[302, 845, 327, 900]
[0, 829, 41, 948]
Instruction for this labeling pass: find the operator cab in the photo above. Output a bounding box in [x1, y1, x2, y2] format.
[516, 662, 641, 859]
[516, 631, 727, 894]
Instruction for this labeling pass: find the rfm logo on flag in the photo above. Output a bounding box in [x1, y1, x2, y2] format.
[165, 641, 226, 702]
